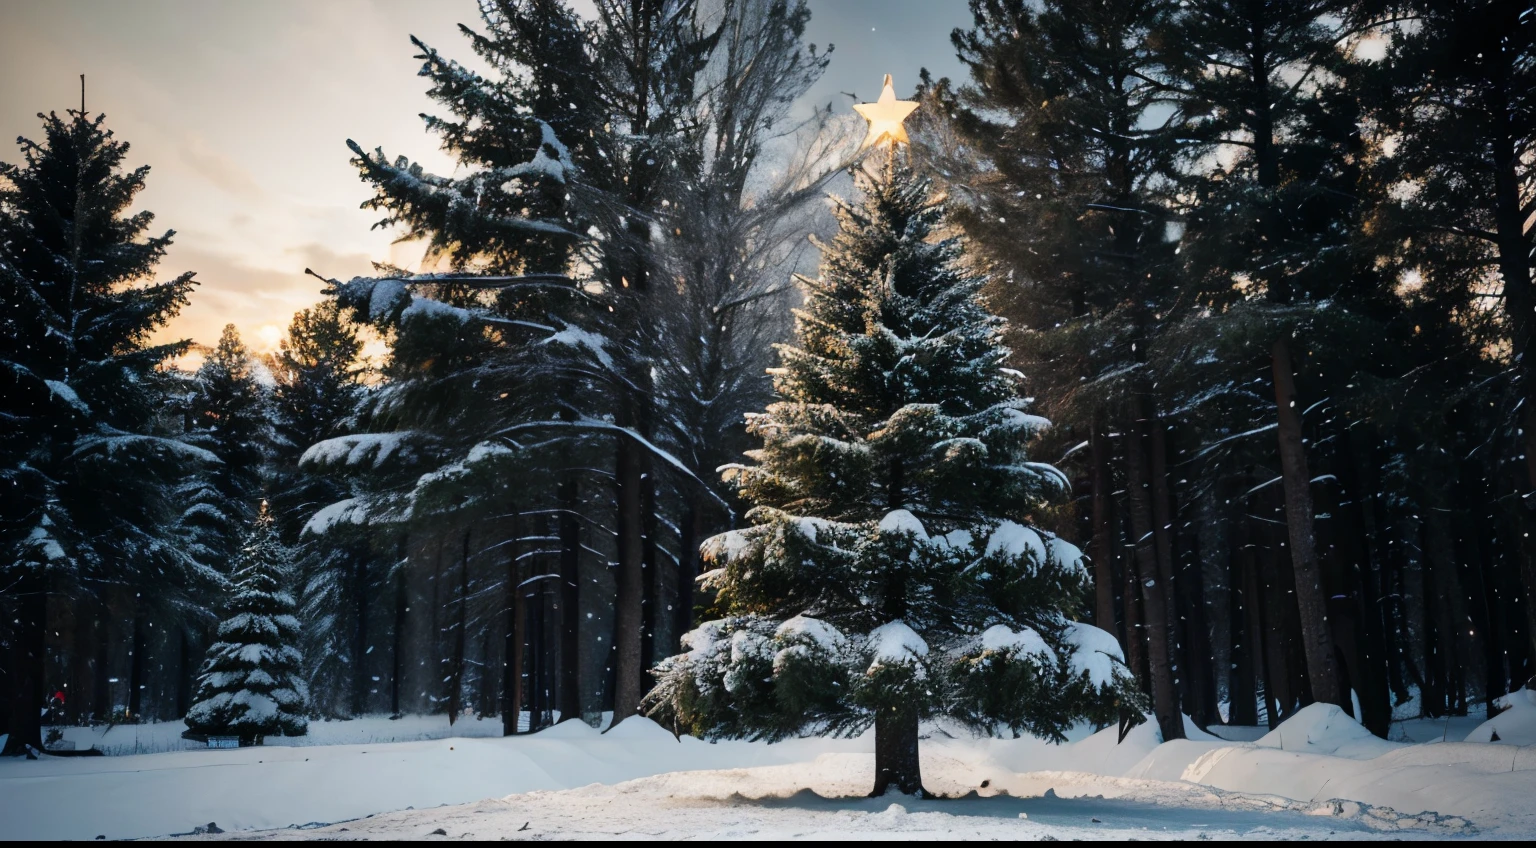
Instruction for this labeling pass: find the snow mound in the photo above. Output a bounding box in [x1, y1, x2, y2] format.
[1255, 703, 1401, 759]
[775, 615, 847, 651]
[1466, 688, 1536, 745]
[1060, 622, 1123, 689]
[984, 520, 1045, 565]
[976, 624, 1055, 664]
[877, 508, 927, 539]
[533, 719, 601, 740]
[866, 621, 928, 673]
[603, 716, 677, 742]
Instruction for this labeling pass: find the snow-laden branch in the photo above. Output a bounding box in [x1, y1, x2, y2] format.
[495, 419, 732, 512]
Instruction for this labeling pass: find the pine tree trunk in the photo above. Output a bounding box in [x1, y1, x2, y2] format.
[674, 501, 708, 654]
[1270, 337, 1346, 707]
[640, 462, 659, 673]
[175, 628, 192, 718]
[350, 552, 370, 718]
[2, 588, 46, 756]
[509, 563, 527, 735]
[1424, 510, 1469, 714]
[1336, 433, 1392, 737]
[870, 706, 925, 797]
[528, 588, 547, 730]
[128, 612, 147, 720]
[1125, 406, 1183, 741]
[0, 630, 9, 741]
[1089, 425, 1118, 636]
[1122, 547, 1148, 688]
[1453, 476, 1499, 714]
[611, 431, 646, 725]
[447, 530, 471, 724]
[1489, 89, 1536, 675]
[1150, 414, 1213, 726]
[502, 520, 522, 737]
[92, 608, 111, 722]
[557, 475, 583, 723]
[1229, 521, 1259, 726]
[1486, 52, 1536, 508]
[390, 545, 407, 718]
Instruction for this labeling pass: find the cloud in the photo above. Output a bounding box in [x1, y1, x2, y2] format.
[180, 135, 266, 200]
[150, 241, 376, 349]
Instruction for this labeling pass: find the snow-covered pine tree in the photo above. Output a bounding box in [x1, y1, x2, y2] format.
[185, 502, 308, 743]
[179, 324, 272, 570]
[266, 299, 372, 717]
[646, 151, 1143, 796]
[0, 109, 208, 755]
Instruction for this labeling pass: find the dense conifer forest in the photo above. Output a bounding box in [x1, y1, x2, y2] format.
[4, 0, 1535, 763]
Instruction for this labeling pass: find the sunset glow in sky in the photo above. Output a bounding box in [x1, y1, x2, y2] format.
[0, 0, 965, 354]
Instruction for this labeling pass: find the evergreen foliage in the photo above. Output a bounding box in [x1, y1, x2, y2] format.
[266, 300, 373, 717]
[0, 109, 207, 754]
[178, 324, 272, 569]
[185, 503, 308, 742]
[647, 153, 1143, 796]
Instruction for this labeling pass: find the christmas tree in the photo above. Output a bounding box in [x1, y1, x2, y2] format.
[185, 503, 308, 743]
[646, 88, 1142, 797]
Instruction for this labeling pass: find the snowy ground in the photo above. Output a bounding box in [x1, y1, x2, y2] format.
[3, 695, 1536, 841]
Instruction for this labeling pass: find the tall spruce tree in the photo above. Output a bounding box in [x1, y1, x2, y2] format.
[0, 109, 205, 755]
[1367, 0, 1536, 673]
[1152, 0, 1368, 712]
[267, 300, 371, 716]
[335, 0, 814, 730]
[179, 324, 271, 571]
[935, 0, 1191, 740]
[647, 151, 1141, 796]
[185, 502, 308, 742]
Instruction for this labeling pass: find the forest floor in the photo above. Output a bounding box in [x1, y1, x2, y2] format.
[2, 697, 1533, 841]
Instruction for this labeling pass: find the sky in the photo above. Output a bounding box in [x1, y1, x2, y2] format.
[0, 0, 968, 354]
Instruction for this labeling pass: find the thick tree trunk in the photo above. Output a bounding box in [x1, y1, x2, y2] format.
[1270, 337, 1346, 707]
[557, 476, 583, 723]
[870, 706, 925, 797]
[611, 432, 647, 725]
[1089, 425, 1118, 636]
[2, 589, 46, 756]
[1486, 56, 1536, 505]
[1488, 95, 1536, 674]
[1124, 406, 1183, 741]
[1122, 545, 1148, 688]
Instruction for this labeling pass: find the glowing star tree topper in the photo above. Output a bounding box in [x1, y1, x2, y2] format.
[853, 74, 919, 148]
